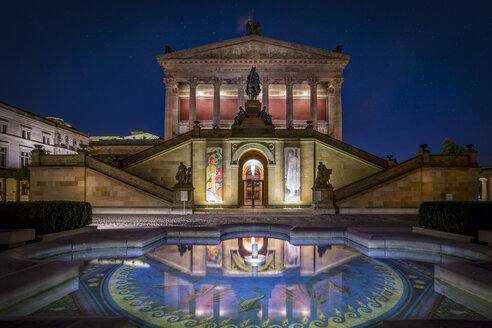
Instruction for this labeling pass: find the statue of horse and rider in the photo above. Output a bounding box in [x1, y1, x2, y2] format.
[245, 66, 261, 100]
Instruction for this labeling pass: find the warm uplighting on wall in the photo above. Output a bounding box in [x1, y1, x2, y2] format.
[89, 259, 150, 268]
[242, 237, 264, 253]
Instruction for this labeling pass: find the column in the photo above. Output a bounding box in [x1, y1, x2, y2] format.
[331, 79, 343, 140]
[261, 78, 271, 112]
[163, 78, 178, 140]
[188, 78, 198, 130]
[285, 77, 294, 129]
[308, 78, 318, 129]
[213, 78, 221, 129]
[173, 83, 180, 137]
[237, 77, 245, 109]
[480, 177, 489, 201]
[1, 178, 6, 202]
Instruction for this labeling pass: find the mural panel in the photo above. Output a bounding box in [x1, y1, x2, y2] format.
[206, 147, 223, 203]
[284, 147, 300, 203]
[206, 243, 222, 267]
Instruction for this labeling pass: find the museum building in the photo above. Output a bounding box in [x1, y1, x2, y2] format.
[29, 25, 479, 214]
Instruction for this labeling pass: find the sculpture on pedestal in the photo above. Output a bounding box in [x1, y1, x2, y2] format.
[314, 161, 332, 189]
[246, 21, 261, 35]
[245, 67, 261, 100]
[257, 106, 272, 125]
[233, 106, 249, 126]
[175, 162, 192, 186]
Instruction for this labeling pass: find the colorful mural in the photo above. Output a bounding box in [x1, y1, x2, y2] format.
[284, 147, 300, 203]
[206, 147, 223, 203]
[206, 243, 222, 267]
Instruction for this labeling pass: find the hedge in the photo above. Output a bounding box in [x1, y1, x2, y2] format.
[418, 201, 492, 236]
[0, 201, 92, 235]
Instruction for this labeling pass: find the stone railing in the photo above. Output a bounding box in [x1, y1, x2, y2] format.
[334, 152, 477, 203]
[198, 129, 232, 138]
[120, 131, 193, 168]
[334, 157, 422, 202]
[85, 157, 174, 203]
[313, 131, 389, 168]
[34, 154, 82, 166]
[32, 150, 173, 203]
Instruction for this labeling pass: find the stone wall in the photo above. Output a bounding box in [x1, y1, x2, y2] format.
[85, 168, 169, 207]
[336, 165, 479, 208]
[124, 143, 192, 190]
[30, 166, 170, 207]
[30, 167, 86, 201]
[315, 142, 382, 189]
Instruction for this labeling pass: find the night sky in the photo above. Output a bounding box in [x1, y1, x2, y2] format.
[1, 1, 491, 164]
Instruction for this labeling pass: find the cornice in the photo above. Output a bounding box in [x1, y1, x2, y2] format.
[157, 35, 350, 64]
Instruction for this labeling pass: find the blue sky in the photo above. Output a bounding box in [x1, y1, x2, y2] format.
[1, 0, 491, 164]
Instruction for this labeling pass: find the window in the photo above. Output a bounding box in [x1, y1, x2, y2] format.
[0, 147, 6, 167]
[21, 182, 29, 196]
[65, 136, 69, 144]
[20, 151, 30, 166]
[42, 135, 51, 145]
[22, 130, 31, 140]
[1, 124, 7, 134]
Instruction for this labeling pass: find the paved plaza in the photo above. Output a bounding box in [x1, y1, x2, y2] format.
[92, 213, 418, 229]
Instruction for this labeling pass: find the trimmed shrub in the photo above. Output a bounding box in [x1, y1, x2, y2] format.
[418, 201, 492, 236]
[0, 201, 92, 235]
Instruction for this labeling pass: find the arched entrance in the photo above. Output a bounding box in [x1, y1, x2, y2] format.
[238, 151, 268, 207]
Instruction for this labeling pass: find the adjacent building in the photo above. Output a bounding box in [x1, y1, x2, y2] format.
[0, 102, 90, 201]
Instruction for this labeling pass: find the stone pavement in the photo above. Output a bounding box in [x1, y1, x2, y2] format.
[92, 213, 418, 229]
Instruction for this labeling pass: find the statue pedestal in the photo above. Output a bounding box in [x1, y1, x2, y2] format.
[173, 184, 194, 214]
[312, 187, 335, 215]
[232, 100, 275, 137]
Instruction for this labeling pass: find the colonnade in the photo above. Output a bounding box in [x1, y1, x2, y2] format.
[163, 77, 343, 140]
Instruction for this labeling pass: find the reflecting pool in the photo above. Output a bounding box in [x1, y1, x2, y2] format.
[34, 238, 485, 327]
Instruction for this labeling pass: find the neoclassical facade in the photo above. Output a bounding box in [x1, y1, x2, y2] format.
[158, 34, 347, 139]
[29, 28, 479, 214]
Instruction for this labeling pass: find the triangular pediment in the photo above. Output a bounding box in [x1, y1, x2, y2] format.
[157, 35, 349, 61]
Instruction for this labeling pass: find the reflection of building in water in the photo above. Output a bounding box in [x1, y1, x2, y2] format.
[145, 240, 363, 322]
[148, 239, 358, 276]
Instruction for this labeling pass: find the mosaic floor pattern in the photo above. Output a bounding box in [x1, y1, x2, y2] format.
[34, 243, 485, 327]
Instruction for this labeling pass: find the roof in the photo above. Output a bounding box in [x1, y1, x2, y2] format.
[0, 101, 89, 137]
[157, 34, 350, 62]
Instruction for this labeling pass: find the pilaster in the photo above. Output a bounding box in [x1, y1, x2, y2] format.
[163, 78, 178, 140]
[330, 79, 343, 140]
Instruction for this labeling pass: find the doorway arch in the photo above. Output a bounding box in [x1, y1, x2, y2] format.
[238, 150, 268, 207]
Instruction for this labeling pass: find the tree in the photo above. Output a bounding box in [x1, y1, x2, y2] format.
[441, 139, 464, 155]
[13, 165, 30, 182]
